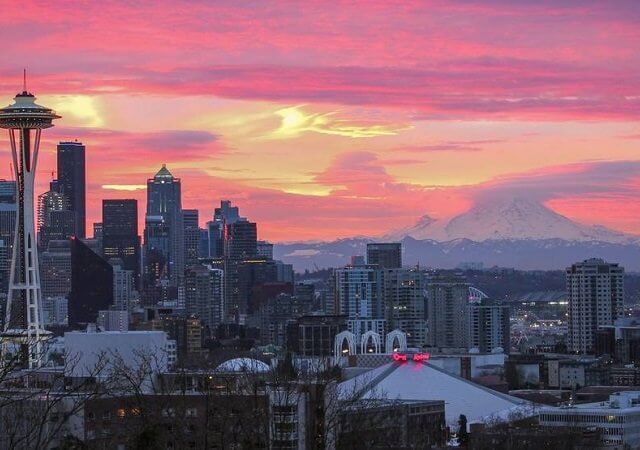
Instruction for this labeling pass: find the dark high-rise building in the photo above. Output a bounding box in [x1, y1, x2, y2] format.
[469, 299, 510, 354]
[37, 187, 74, 251]
[0, 179, 16, 203]
[93, 222, 103, 240]
[40, 240, 72, 300]
[184, 263, 224, 335]
[144, 165, 183, 286]
[223, 219, 258, 321]
[426, 274, 470, 349]
[183, 209, 200, 266]
[257, 240, 273, 260]
[69, 237, 113, 327]
[287, 315, 347, 357]
[236, 260, 281, 315]
[102, 199, 140, 288]
[225, 220, 257, 260]
[215, 200, 240, 224]
[207, 221, 223, 258]
[198, 228, 209, 259]
[367, 242, 402, 269]
[0, 180, 16, 294]
[143, 216, 170, 288]
[56, 141, 86, 238]
[206, 200, 241, 258]
[383, 268, 428, 348]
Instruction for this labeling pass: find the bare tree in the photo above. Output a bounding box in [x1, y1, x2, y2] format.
[0, 339, 106, 450]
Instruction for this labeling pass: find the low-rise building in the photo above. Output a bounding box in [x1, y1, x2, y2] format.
[539, 391, 640, 448]
[596, 318, 640, 364]
[97, 309, 128, 332]
[64, 330, 174, 379]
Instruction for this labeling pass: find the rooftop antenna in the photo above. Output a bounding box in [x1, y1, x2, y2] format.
[23, 68, 26, 92]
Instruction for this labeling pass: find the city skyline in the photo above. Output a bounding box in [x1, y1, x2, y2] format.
[1, 2, 639, 241]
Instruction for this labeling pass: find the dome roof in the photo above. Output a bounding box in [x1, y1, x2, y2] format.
[216, 358, 270, 373]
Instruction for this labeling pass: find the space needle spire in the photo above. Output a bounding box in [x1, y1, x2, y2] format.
[0, 74, 60, 368]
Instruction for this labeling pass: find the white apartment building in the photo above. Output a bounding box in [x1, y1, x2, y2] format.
[566, 258, 624, 354]
[539, 391, 640, 448]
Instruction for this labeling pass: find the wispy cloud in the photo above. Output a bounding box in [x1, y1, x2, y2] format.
[400, 139, 505, 153]
[267, 106, 407, 139]
[102, 184, 146, 191]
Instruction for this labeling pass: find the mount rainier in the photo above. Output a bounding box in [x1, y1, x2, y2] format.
[274, 198, 640, 272]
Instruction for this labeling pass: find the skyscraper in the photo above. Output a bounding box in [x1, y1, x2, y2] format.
[40, 240, 72, 300]
[207, 220, 224, 258]
[184, 264, 224, 335]
[0, 180, 16, 295]
[257, 240, 274, 260]
[469, 299, 510, 354]
[223, 219, 258, 321]
[182, 209, 200, 266]
[37, 186, 74, 251]
[225, 220, 257, 260]
[144, 165, 183, 286]
[93, 222, 103, 240]
[207, 200, 241, 258]
[425, 274, 470, 349]
[334, 264, 385, 337]
[69, 237, 113, 327]
[110, 259, 134, 312]
[143, 216, 170, 288]
[0, 179, 16, 203]
[0, 86, 59, 367]
[102, 199, 140, 288]
[216, 200, 240, 224]
[56, 141, 86, 238]
[382, 268, 427, 348]
[367, 243, 402, 269]
[567, 258, 624, 354]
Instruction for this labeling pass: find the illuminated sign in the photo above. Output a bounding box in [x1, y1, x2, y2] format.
[392, 352, 430, 362]
[393, 352, 408, 362]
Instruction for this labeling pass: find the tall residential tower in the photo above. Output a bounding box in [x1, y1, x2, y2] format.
[567, 258, 624, 354]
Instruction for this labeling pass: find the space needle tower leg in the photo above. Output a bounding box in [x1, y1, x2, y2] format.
[0, 80, 59, 369]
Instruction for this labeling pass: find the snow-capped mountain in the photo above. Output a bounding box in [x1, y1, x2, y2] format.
[386, 197, 635, 243]
[273, 198, 640, 272]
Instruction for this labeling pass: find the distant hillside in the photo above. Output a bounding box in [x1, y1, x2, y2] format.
[274, 237, 640, 272]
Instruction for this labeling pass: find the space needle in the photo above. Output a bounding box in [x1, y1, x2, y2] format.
[0, 74, 59, 368]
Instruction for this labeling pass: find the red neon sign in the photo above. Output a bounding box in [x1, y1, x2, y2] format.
[393, 352, 430, 362]
[393, 352, 408, 362]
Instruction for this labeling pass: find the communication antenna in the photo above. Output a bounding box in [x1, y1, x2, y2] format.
[23, 68, 27, 92]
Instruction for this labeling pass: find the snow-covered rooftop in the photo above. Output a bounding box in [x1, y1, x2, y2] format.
[339, 361, 534, 426]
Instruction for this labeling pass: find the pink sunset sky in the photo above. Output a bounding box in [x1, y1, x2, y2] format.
[1, 0, 639, 241]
